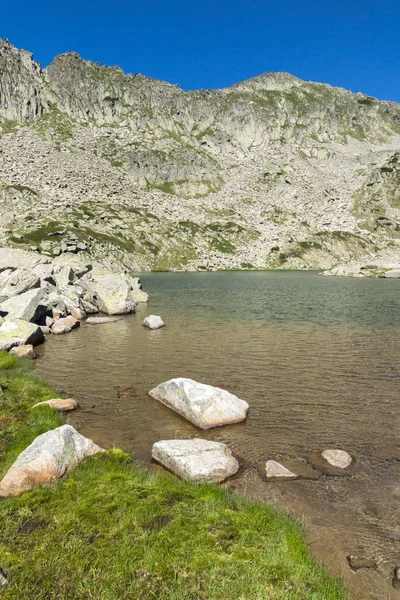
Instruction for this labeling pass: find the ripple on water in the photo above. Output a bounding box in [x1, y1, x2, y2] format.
[36, 271, 400, 600]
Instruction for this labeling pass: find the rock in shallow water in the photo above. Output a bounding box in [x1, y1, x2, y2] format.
[31, 398, 78, 412]
[322, 448, 352, 469]
[86, 316, 122, 324]
[0, 424, 103, 497]
[149, 378, 249, 429]
[143, 315, 165, 329]
[152, 438, 239, 482]
[265, 460, 297, 479]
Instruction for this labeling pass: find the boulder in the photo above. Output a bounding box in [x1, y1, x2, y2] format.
[0, 319, 44, 352]
[9, 344, 37, 359]
[0, 247, 43, 272]
[143, 315, 165, 330]
[384, 270, 400, 279]
[149, 378, 249, 429]
[86, 316, 122, 324]
[321, 448, 352, 469]
[0, 268, 40, 301]
[84, 272, 136, 315]
[0, 424, 103, 497]
[152, 438, 239, 482]
[31, 398, 78, 412]
[0, 567, 7, 587]
[0, 287, 46, 323]
[265, 460, 297, 479]
[51, 315, 79, 335]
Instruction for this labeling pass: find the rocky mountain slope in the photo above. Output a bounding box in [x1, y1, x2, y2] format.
[1, 38, 399, 272]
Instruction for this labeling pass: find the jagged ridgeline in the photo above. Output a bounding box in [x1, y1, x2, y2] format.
[0, 37, 399, 271]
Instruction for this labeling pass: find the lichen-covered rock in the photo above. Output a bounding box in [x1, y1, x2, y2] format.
[0, 287, 45, 322]
[0, 424, 103, 497]
[149, 378, 249, 429]
[152, 438, 239, 482]
[9, 343, 37, 359]
[0, 318, 44, 351]
[83, 273, 136, 315]
[143, 315, 165, 329]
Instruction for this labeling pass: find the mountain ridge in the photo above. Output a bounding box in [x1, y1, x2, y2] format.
[0, 38, 399, 274]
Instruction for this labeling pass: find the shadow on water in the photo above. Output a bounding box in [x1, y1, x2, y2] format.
[36, 271, 400, 600]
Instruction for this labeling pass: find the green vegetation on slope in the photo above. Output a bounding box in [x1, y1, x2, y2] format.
[0, 352, 348, 599]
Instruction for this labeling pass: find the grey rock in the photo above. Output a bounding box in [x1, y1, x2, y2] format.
[152, 438, 239, 482]
[0, 566, 8, 587]
[86, 316, 121, 324]
[143, 315, 165, 329]
[84, 272, 136, 315]
[0, 318, 44, 351]
[384, 270, 400, 278]
[149, 378, 249, 429]
[0, 424, 103, 496]
[0, 287, 45, 322]
[0, 247, 43, 272]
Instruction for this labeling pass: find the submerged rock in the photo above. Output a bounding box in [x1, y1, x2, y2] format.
[322, 448, 352, 469]
[0, 319, 44, 352]
[149, 377, 249, 429]
[9, 344, 37, 359]
[143, 315, 165, 330]
[265, 460, 297, 479]
[51, 315, 80, 334]
[31, 398, 78, 412]
[86, 316, 122, 324]
[0, 424, 103, 497]
[152, 438, 239, 482]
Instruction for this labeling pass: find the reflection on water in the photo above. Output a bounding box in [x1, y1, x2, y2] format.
[36, 272, 400, 599]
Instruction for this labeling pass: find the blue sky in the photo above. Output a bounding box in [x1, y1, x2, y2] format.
[2, 0, 400, 101]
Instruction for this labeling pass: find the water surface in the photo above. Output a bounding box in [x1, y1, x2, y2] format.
[36, 272, 400, 599]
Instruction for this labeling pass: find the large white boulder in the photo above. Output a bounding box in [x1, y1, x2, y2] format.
[0, 287, 45, 322]
[152, 438, 239, 482]
[149, 378, 249, 429]
[83, 272, 136, 315]
[0, 268, 40, 301]
[143, 315, 165, 330]
[0, 425, 103, 497]
[0, 319, 44, 351]
[322, 449, 352, 469]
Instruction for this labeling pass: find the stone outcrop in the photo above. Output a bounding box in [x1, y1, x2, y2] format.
[152, 438, 239, 482]
[143, 315, 165, 330]
[149, 378, 249, 429]
[1, 39, 400, 273]
[0, 247, 147, 349]
[0, 424, 103, 496]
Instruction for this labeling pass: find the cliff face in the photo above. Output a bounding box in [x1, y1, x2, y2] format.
[0, 38, 399, 271]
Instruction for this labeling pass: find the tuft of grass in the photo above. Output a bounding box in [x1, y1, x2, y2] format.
[0, 353, 348, 599]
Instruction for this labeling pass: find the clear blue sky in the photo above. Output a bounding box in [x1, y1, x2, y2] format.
[2, 0, 400, 101]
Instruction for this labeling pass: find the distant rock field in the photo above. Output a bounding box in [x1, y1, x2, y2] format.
[1, 37, 399, 272]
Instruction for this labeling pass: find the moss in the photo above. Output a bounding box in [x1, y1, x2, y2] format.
[0, 120, 20, 135]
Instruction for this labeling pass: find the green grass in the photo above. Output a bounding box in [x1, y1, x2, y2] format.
[0, 355, 348, 600]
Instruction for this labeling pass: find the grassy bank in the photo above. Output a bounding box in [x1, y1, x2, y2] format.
[0, 352, 348, 599]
